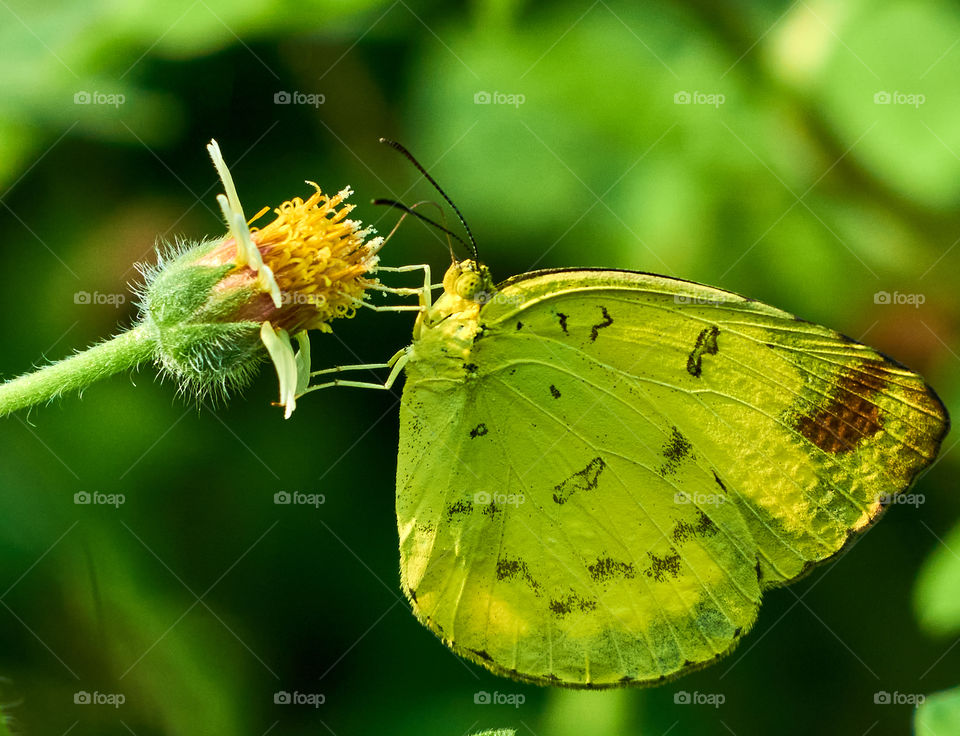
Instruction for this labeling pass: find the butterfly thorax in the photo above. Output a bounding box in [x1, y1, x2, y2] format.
[408, 260, 494, 380]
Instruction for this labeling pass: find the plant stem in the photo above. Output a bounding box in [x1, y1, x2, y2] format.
[0, 324, 157, 418]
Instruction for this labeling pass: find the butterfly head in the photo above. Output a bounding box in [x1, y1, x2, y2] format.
[413, 259, 495, 343]
[442, 259, 495, 303]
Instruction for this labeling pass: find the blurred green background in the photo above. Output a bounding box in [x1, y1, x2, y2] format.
[0, 0, 958, 734]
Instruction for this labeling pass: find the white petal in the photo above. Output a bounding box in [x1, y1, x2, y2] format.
[257, 262, 283, 309]
[207, 139, 246, 223]
[293, 331, 311, 396]
[260, 322, 297, 419]
[231, 211, 264, 272]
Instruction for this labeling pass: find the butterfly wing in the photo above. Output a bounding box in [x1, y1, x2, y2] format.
[396, 268, 948, 687]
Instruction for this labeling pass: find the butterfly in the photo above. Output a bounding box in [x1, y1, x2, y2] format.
[306, 143, 950, 688]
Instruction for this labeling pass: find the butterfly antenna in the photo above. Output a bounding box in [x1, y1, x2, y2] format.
[379, 138, 479, 262]
[373, 198, 468, 257]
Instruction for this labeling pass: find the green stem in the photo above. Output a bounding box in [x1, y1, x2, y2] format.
[0, 324, 157, 418]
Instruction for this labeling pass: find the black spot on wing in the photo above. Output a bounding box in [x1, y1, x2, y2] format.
[670, 510, 718, 544]
[516, 321, 523, 330]
[549, 384, 561, 399]
[468, 648, 494, 662]
[587, 556, 636, 582]
[548, 591, 597, 617]
[663, 426, 691, 462]
[712, 470, 728, 493]
[469, 423, 488, 439]
[552, 457, 606, 505]
[672, 520, 696, 544]
[645, 550, 682, 582]
[465, 363, 479, 374]
[496, 556, 542, 594]
[589, 305, 614, 341]
[686, 325, 720, 378]
[445, 500, 471, 522]
[556, 312, 569, 335]
[659, 426, 692, 476]
[695, 509, 718, 536]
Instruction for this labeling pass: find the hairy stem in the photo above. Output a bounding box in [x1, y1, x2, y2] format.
[0, 324, 157, 418]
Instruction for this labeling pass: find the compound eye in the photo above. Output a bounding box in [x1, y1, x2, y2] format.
[455, 272, 482, 299]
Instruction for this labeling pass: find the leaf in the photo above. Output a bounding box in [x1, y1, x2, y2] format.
[0, 700, 13, 736]
[914, 686, 960, 735]
[914, 520, 960, 636]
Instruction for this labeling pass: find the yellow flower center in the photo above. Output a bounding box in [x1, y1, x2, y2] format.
[249, 184, 382, 331]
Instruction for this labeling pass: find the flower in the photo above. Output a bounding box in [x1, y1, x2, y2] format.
[139, 140, 383, 418]
[204, 141, 382, 333]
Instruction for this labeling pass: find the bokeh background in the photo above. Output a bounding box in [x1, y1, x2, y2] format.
[0, 1, 958, 734]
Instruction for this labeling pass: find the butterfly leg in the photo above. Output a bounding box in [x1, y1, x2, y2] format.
[301, 265, 430, 397]
[376, 264, 436, 309]
[298, 347, 411, 395]
[351, 300, 423, 313]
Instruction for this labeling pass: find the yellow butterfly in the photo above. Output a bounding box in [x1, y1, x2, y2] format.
[303, 143, 949, 688]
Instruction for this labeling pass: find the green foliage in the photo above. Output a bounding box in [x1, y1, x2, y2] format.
[914, 686, 960, 736]
[914, 520, 960, 636]
[913, 513, 960, 733]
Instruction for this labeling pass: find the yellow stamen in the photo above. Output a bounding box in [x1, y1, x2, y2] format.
[252, 183, 383, 330]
